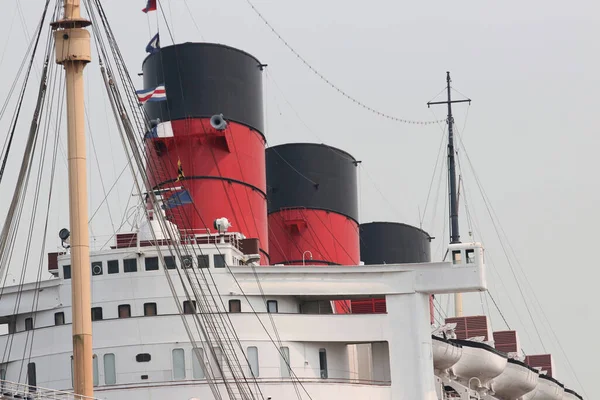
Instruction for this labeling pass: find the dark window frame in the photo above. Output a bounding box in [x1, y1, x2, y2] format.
[136, 353, 151, 362]
[107, 260, 119, 274]
[267, 300, 278, 313]
[452, 250, 462, 264]
[319, 348, 328, 379]
[54, 312, 65, 326]
[214, 254, 226, 268]
[91, 307, 103, 321]
[27, 362, 36, 390]
[144, 302, 157, 316]
[123, 258, 138, 273]
[229, 299, 241, 313]
[183, 300, 197, 314]
[164, 256, 177, 270]
[118, 304, 131, 318]
[25, 317, 33, 331]
[198, 254, 209, 268]
[145, 257, 159, 271]
[466, 249, 476, 264]
[63, 265, 71, 279]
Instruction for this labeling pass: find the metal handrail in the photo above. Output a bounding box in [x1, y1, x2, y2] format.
[0, 380, 100, 400]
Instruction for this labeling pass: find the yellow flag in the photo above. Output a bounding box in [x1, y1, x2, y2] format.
[176, 158, 185, 182]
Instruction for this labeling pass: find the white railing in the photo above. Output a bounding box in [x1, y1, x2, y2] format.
[0, 380, 100, 400]
[179, 230, 243, 250]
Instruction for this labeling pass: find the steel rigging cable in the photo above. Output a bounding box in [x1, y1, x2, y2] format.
[87, 3, 269, 398]
[242, 0, 443, 126]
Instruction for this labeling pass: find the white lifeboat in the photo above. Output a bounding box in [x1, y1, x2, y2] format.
[450, 339, 508, 388]
[523, 374, 565, 400]
[492, 359, 539, 400]
[563, 388, 584, 400]
[432, 335, 463, 374]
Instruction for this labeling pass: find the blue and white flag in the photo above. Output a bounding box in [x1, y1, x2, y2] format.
[146, 33, 160, 54]
[136, 85, 166, 104]
[144, 121, 174, 139]
[162, 189, 193, 209]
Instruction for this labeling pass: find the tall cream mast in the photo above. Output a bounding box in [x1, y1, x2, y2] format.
[427, 72, 471, 317]
[51, 0, 93, 398]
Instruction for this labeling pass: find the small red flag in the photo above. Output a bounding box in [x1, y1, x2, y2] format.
[142, 0, 157, 13]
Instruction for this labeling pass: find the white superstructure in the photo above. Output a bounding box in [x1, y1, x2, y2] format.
[0, 230, 582, 400]
[0, 230, 493, 400]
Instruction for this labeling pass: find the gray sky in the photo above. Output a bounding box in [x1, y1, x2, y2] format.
[0, 0, 598, 395]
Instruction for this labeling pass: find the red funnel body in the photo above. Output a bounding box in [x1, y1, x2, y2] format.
[269, 209, 359, 266]
[266, 144, 360, 313]
[146, 119, 268, 260]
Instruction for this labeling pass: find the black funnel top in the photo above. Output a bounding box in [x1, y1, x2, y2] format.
[266, 143, 359, 222]
[142, 43, 265, 134]
[360, 222, 431, 264]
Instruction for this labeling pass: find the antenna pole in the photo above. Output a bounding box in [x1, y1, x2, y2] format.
[445, 72, 460, 244]
[428, 72, 471, 317]
[427, 72, 471, 245]
[52, 1, 93, 398]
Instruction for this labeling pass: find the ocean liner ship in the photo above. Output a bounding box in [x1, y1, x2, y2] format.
[0, 0, 585, 399]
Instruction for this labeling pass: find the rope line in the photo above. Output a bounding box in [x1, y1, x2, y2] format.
[244, 0, 442, 125]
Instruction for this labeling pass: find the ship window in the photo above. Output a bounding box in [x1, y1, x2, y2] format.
[181, 255, 193, 269]
[214, 254, 226, 268]
[8, 320, 15, 334]
[0, 364, 6, 381]
[145, 257, 159, 271]
[452, 250, 462, 264]
[319, 348, 328, 379]
[198, 254, 209, 268]
[267, 300, 278, 313]
[183, 300, 196, 314]
[118, 304, 131, 318]
[280, 346, 291, 378]
[93, 355, 99, 386]
[91, 261, 103, 276]
[164, 256, 177, 270]
[210, 347, 223, 378]
[123, 258, 137, 273]
[247, 346, 259, 377]
[466, 249, 475, 264]
[91, 307, 103, 321]
[172, 349, 185, 380]
[107, 260, 119, 274]
[55, 312, 65, 325]
[25, 318, 33, 331]
[229, 300, 241, 313]
[136, 353, 151, 362]
[63, 265, 71, 279]
[104, 353, 116, 385]
[70, 356, 74, 387]
[192, 348, 205, 379]
[27, 362, 36, 390]
[144, 302, 157, 316]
